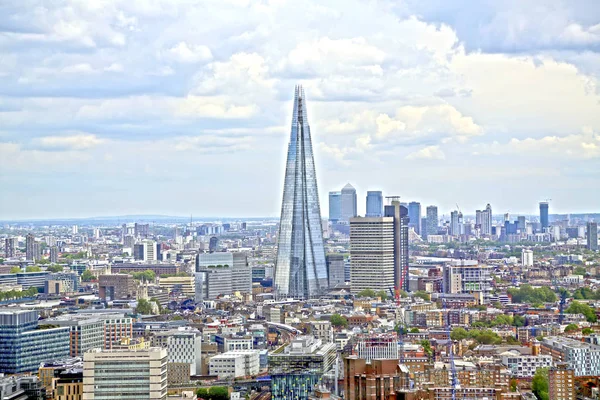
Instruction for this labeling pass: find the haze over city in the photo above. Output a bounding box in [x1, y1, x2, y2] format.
[1, 1, 599, 220]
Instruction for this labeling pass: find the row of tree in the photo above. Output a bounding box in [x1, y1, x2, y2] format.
[0, 287, 38, 301]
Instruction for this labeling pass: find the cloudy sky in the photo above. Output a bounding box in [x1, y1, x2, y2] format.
[1, 0, 599, 220]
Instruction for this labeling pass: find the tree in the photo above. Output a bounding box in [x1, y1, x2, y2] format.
[420, 339, 433, 358]
[573, 266, 587, 276]
[132, 270, 156, 282]
[25, 265, 42, 272]
[506, 336, 520, 345]
[410, 327, 420, 333]
[47, 264, 64, 273]
[356, 289, 376, 298]
[582, 327, 593, 335]
[491, 315, 513, 326]
[414, 291, 431, 301]
[566, 301, 597, 323]
[136, 298, 153, 315]
[10, 267, 22, 273]
[330, 313, 348, 328]
[532, 367, 549, 400]
[564, 323, 579, 333]
[37, 258, 50, 265]
[81, 270, 95, 282]
[375, 290, 389, 301]
[507, 285, 556, 304]
[512, 315, 526, 327]
[451, 327, 469, 341]
[196, 386, 229, 400]
[0, 258, 4, 264]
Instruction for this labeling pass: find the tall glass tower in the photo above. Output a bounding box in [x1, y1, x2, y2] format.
[274, 86, 328, 299]
[366, 191, 383, 217]
[539, 202, 549, 231]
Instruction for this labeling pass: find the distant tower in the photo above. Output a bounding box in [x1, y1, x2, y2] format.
[328, 191, 342, 222]
[4, 237, 16, 258]
[588, 222, 598, 251]
[539, 202, 549, 231]
[340, 183, 357, 222]
[274, 86, 328, 299]
[209, 236, 219, 253]
[25, 233, 37, 262]
[366, 191, 383, 217]
[408, 202, 422, 235]
[426, 206, 438, 236]
[384, 199, 410, 293]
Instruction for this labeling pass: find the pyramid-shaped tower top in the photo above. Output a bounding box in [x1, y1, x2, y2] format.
[342, 183, 355, 190]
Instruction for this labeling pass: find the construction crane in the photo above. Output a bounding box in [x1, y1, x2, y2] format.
[552, 278, 568, 324]
[443, 298, 460, 400]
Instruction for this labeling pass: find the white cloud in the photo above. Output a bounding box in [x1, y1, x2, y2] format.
[35, 133, 104, 150]
[166, 42, 213, 63]
[406, 145, 446, 160]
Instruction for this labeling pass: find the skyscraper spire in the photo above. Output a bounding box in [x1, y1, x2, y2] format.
[274, 86, 327, 299]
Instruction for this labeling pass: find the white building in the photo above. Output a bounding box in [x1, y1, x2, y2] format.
[196, 252, 252, 299]
[209, 350, 260, 378]
[312, 321, 333, 343]
[442, 261, 492, 300]
[153, 328, 202, 376]
[521, 249, 534, 267]
[542, 337, 600, 377]
[501, 352, 553, 378]
[83, 347, 168, 400]
[223, 337, 253, 352]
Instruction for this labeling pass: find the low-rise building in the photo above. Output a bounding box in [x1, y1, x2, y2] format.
[209, 350, 260, 379]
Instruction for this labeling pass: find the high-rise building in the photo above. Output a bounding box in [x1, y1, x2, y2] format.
[208, 236, 219, 253]
[196, 252, 252, 299]
[0, 310, 70, 374]
[340, 183, 357, 222]
[4, 237, 15, 258]
[587, 222, 598, 251]
[26, 233, 37, 262]
[365, 191, 383, 217]
[450, 211, 464, 236]
[153, 329, 202, 378]
[350, 217, 395, 294]
[475, 204, 493, 236]
[47, 315, 105, 357]
[328, 191, 341, 222]
[134, 223, 150, 238]
[408, 201, 422, 235]
[83, 347, 168, 400]
[541, 337, 600, 377]
[540, 202, 549, 231]
[326, 254, 345, 288]
[548, 363, 576, 400]
[384, 200, 410, 293]
[50, 246, 59, 263]
[426, 206, 438, 236]
[518, 215, 526, 232]
[522, 249, 534, 267]
[274, 86, 327, 299]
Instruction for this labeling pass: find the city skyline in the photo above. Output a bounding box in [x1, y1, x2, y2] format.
[0, 1, 599, 220]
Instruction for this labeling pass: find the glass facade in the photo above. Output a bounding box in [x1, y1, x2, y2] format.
[366, 191, 383, 217]
[275, 86, 327, 299]
[328, 191, 341, 222]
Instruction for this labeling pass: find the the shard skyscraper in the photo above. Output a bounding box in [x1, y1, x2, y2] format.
[274, 86, 328, 299]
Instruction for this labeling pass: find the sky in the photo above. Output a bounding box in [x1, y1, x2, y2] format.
[0, 0, 599, 220]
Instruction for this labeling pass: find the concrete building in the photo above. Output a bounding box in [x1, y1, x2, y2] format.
[269, 336, 336, 400]
[426, 206, 438, 237]
[195, 252, 252, 299]
[0, 375, 45, 400]
[344, 357, 410, 400]
[16, 272, 49, 290]
[158, 276, 195, 297]
[442, 261, 492, 301]
[588, 221, 598, 251]
[500, 352, 552, 378]
[350, 216, 395, 294]
[83, 347, 167, 400]
[311, 321, 333, 343]
[98, 274, 136, 300]
[326, 254, 345, 287]
[521, 249, 534, 267]
[5, 237, 16, 258]
[0, 310, 70, 374]
[47, 315, 105, 357]
[49, 246, 59, 263]
[133, 240, 157, 262]
[153, 329, 202, 377]
[548, 363, 575, 400]
[354, 333, 399, 363]
[26, 233, 37, 262]
[541, 336, 600, 376]
[209, 350, 260, 379]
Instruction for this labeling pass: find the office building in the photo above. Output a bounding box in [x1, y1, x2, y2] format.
[408, 201, 422, 235]
[100, 313, 133, 349]
[340, 183, 357, 222]
[587, 221, 598, 251]
[0, 375, 45, 400]
[269, 336, 336, 400]
[209, 350, 260, 379]
[196, 252, 252, 299]
[442, 261, 492, 299]
[111, 263, 180, 276]
[548, 363, 575, 400]
[47, 315, 105, 357]
[541, 336, 600, 376]
[540, 202, 549, 231]
[274, 86, 328, 299]
[0, 310, 70, 374]
[501, 353, 552, 378]
[365, 191, 383, 217]
[426, 206, 438, 236]
[328, 191, 342, 222]
[46, 272, 79, 295]
[134, 223, 150, 238]
[98, 274, 136, 300]
[326, 254, 345, 287]
[26, 233, 37, 262]
[16, 271, 49, 290]
[133, 239, 157, 262]
[522, 249, 534, 267]
[49, 246, 59, 263]
[344, 357, 410, 400]
[208, 236, 219, 252]
[450, 210, 464, 236]
[353, 333, 398, 362]
[384, 200, 410, 293]
[349, 216, 395, 294]
[153, 329, 202, 378]
[4, 237, 16, 258]
[475, 204, 493, 236]
[518, 215, 526, 231]
[82, 347, 167, 400]
[158, 275, 195, 297]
